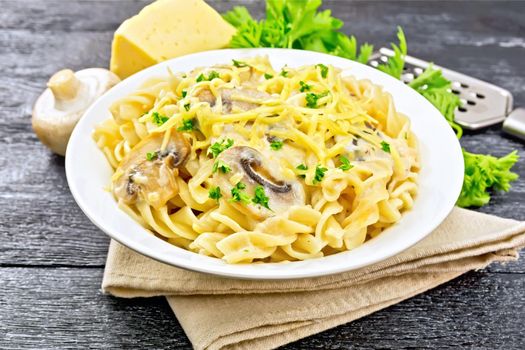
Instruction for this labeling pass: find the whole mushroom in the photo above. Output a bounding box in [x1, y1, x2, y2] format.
[32, 68, 120, 155]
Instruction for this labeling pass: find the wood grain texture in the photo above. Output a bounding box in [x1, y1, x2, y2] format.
[0, 0, 524, 349]
[1, 268, 524, 349]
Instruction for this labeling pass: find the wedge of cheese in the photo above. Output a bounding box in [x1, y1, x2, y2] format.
[110, 0, 236, 79]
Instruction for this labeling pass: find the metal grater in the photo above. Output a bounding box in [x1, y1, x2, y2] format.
[368, 48, 514, 130]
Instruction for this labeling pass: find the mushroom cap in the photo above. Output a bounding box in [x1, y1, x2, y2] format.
[32, 68, 120, 156]
[113, 131, 190, 209]
[214, 146, 306, 219]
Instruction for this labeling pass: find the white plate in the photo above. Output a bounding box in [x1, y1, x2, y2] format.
[66, 48, 463, 280]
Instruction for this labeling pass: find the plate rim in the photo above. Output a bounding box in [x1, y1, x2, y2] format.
[66, 48, 464, 280]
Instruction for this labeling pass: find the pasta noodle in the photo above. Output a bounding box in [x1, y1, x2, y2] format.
[93, 56, 419, 263]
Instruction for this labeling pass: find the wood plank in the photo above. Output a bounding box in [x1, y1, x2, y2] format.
[1, 268, 524, 349]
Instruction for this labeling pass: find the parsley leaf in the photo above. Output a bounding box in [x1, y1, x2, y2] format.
[181, 89, 187, 98]
[313, 164, 327, 184]
[252, 185, 271, 209]
[146, 151, 158, 161]
[232, 59, 248, 67]
[280, 69, 288, 77]
[230, 182, 251, 204]
[380, 141, 391, 153]
[196, 70, 220, 82]
[207, 139, 234, 158]
[299, 81, 311, 92]
[409, 65, 463, 138]
[377, 26, 407, 79]
[264, 73, 274, 79]
[270, 139, 283, 150]
[212, 160, 231, 174]
[208, 186, 222, 202]
[151, 112, 169, 126]
[316, 64, 328, 78]
[296, 164, 308, 179]
[458, 150, 519, 207]
[339, 155, 353, 171]
[177, 119, 194, 132]
[305, 91, 329, 108]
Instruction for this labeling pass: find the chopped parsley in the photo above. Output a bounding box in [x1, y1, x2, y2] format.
[339, 155, 353, 171]
[280, 69, 288, 77]
[296, 164, 308, 178]
[232, 59, 248, 67]
[208, 186, 222, 202]
[230, 182, 250, 204]
[270, 139, 283, 150]
[181, 89, 187, 98]
[316, 64, 328, 78]
[146, 151, 158, 161]
[380, 141, 391, 153]
[252, 185, 270, 209]
[313, 164, 328, 184]
[264, 73, 273, 79]
[305, 91, 329, 108]
[212, 160, 231, 174]
[177, 118, 195, 132]
[151, 112, 169, 126]
[183, 103, 191, 112]
[196, 70, 220, 82]
[207, 138, 234, 158]
[299, 81, 311, 92]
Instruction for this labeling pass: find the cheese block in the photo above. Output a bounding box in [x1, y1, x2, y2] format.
[110, 0, 236, 79]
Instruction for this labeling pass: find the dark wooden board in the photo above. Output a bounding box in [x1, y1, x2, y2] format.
[1, 268, 523, 349]
[0, 0, 524, 349]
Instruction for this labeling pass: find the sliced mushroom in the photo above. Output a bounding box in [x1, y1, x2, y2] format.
[33, 68, 120, 155]
[113, 131, 190, 209]
[196, 87, 271, 113]
[214, 146, 305, 219]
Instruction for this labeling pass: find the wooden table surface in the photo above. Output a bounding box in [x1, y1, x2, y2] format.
[1, 0, 524, 348]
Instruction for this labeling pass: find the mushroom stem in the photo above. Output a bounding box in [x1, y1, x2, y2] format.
[47, 69, 81, 101]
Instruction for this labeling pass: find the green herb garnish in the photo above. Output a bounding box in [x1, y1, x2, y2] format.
[183, 103, 191, 112]
[377, 27, 407, 79]
[151, 112, 169, 126]
[196, 70, 220, 82]
[232, 59, 248, 67]
[264, 73, 273, 79]
[313, 165, 328, 184]
[181, 89, 187, 98]
[305, 91, 329, 108]
[212, 160, 231, 174]
[223, 2, 372, 63]
[146, 151, 158, 161]
[316, 64, 328, 78]
[208, 138, 234, 158]
[280, 69, 288, 77]
[177, 118, 194, 132]
[380, 141, 391, 153]
[230, 182, 250, 204]
[270, 139, 283, 150]
[299, 81, 311, 92]
[252, 185, 271, 209]
[296, 164, 308, 179]
[208, 186, 222, 202]
[339, 155, 353, 171]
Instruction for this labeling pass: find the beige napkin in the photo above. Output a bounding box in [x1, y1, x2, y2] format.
[102, 207, 525, 350]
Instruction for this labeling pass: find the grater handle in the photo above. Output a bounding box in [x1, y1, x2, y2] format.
[502, 108, 525, 142]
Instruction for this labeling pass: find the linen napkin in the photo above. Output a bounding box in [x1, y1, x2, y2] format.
[102, 207, 525, 350]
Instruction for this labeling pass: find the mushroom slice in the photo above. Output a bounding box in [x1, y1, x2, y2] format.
[215, 146, 305, 219]
[196, 88, 271, 113]
[113, 131, 190, 209]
